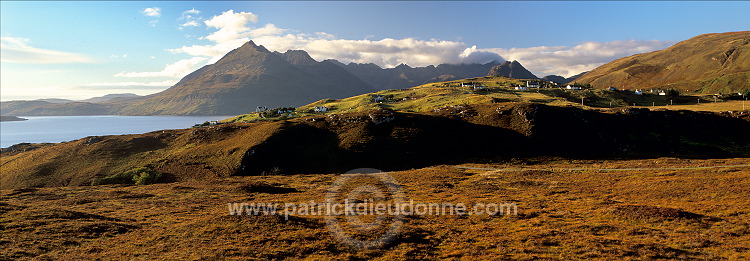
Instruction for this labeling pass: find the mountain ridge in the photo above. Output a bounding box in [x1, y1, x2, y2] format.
[487, 60, 539, 79]
[1, 41, 510, 116]
[541, 72, 587, 84]
[116, 41, 377, 115]
[575, 31, 750, 93]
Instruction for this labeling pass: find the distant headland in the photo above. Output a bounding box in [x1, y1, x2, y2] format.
[0, 116, 28, 122]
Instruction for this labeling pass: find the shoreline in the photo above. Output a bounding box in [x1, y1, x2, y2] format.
[0, 116, 28, 122]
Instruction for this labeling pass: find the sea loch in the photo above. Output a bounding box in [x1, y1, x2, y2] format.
[0, 115, 231, 148]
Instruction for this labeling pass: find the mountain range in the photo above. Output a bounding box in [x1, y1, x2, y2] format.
[337, 60, 511, 90]
[541, 72, 587, 84]
[0, 94, 141, 116]
[4, 31, 749, 116]
[116, 42, 380, 115]
[2, 41, 532, 116]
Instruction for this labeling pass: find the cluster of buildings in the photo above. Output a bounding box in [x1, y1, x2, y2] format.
[513, 81, 585, 91]
[461, 82, 486, 90]
[617, 89, 670, 96]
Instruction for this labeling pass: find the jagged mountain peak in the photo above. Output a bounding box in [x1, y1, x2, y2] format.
[281, 50, 318, 65]
[347, 62, 383, 69]
[237, 40, 270, 53]
[487, 60, 538, 79]
[395, 63, 412, 69]
[210, 40, 276, 67]
[3, 41, 517, 116]
[322, 59, 346, 67]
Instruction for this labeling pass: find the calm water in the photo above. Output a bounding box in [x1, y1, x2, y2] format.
[0, 115, 232, 148]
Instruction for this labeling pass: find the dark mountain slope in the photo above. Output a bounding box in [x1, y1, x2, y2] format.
[1, 43, 505, 116]
[487, 60, 538, 79]
[117, 42, 375, 115]
[280, 50, 376, 91]
[339, 61, 502, 90]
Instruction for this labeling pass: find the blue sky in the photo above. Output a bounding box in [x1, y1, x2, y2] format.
[1, 1, 749, 101]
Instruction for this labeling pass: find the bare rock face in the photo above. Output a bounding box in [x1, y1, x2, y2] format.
[487, 60, 538, 79]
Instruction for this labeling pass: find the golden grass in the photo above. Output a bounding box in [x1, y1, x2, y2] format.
[224, 74, 748, 124]
[224, 76, 581, 123]
[643, 100, 749, 112]
[2, 157, 749, 259]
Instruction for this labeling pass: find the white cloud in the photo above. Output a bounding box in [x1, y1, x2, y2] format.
[0, 37, 94, 64]
[459, 45, 505, 65]
[184, 8, 200, 15]
[114, 57, 208, 78]
[142, 7, 161, 17]
[203, 10, 258, 43]
[179, 8, 203, 29]
[168, 10, 503, 68]
[181, 21, 200, 27]
[257, 37, 500, 68]
[479, 40, 674, 77]
[248, 24, 286, 38]
[167, 9, 673, 78]
[85, 80, 177, 87]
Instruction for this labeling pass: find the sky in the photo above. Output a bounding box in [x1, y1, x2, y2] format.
[1, 1, 749, 101]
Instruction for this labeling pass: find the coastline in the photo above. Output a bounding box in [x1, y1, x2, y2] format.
[0, 116, 28, 122]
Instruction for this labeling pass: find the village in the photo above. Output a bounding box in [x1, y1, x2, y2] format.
[206, 76, 749, 126]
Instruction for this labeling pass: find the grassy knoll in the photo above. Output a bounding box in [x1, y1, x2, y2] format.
[225, 76, 748, 123]
[225, 76, 570, 122]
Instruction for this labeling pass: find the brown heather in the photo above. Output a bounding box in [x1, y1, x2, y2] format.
[1, 158, 749, 259]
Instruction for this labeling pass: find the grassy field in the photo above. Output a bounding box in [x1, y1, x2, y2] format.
[2, 157, 749, 259]
[643, 100, 749, 112]
[225, 76, 576, 122]
[225, 76, 748, 123]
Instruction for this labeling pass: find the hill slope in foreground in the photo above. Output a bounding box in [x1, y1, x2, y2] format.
[2, 97, 750, 259]
[576, 31, 750, 93]
[2, 158, 749, 259]
[2, 102, 749, 189]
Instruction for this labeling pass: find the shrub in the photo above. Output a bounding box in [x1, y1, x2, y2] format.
[92, 167, 163, 185]
[132, 168, 163, 185]
[666, 88, 680, 97]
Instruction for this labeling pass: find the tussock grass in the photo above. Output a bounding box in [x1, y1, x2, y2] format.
[2, 158, 749, 259]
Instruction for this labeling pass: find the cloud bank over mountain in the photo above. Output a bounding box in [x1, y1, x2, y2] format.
[483, 40, 675, 77]
[118, 9, 674, 84]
